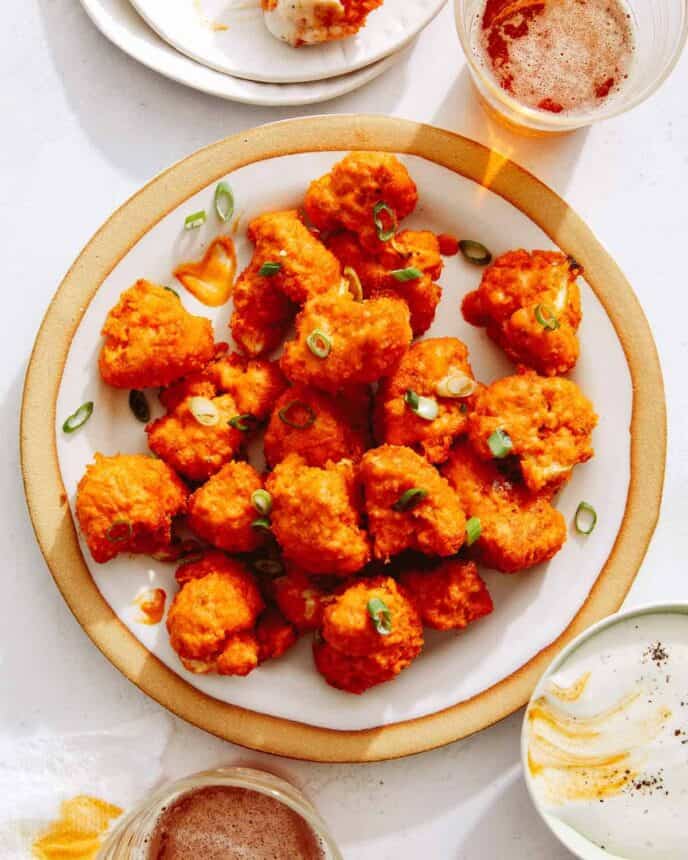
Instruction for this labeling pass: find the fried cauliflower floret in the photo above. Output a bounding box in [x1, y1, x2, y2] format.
[99, 280, 214, 389]
[230, 260, 295, 357]
[462, 250, 583, 376]
[147, 393, 243, 483]
[399, 559, 493, 630]
[375, 338, 476, 464]
[328, 230, 442, 336]
[187, 461, 265, 553]
[304, 152, 418, 252]
[441, 441, 567, 572]
[467, 371, 597, 494]
[263, 0, 383, 47]
[266, 454, 370, 575]
[359, 445, 466, 561]
[216, 632, 260, 677]
[274, 568, 329, 632]
[264, 384, 368, 468]
[167, 553, 264, 672]
[256, 607, 298, 662]
[75, 453, 188, 564]
[280, 292, 412, 393]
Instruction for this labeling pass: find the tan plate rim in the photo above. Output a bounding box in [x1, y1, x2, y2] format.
[20, 115, 666, 762]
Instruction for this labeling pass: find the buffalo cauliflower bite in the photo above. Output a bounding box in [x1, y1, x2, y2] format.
[327, 230, 442, 336]
[215, 632, 260, 677]
[147, 393, 243, 483]
[187, 461, 265, 553]
[264, 384, 368, 468]
[304, 152, 418, 252]
[280, 292, 412, 393]
[441, 441, 567, 572]
[262, 0, 383, 47]
[230, 260, 295, 357]
[467, 371, 597, 494]
[75, 453, 188, 564]
[375, 338, 476, 464]
[359, 445, 466, 561]
[266, 454, 370, 575]
[99, 280, 214, 389]
[274, 567, 330, 632]
[462, 250, 583, 376]
[256, 607, 298, 662]
[399, 559, 493, 630]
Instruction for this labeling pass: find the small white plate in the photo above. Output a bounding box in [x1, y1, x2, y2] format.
[80, 0, 413, 106]
[128, 0, 445, 83]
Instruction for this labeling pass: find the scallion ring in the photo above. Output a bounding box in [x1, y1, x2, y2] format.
[574, 501, 597, 535]
[391, 267, 423, 282]
[342, 266, 363, 301]
[129, 390, 150, 423]
[392, 487, 428, 512]
[228, 414, 259, 432]
[534, 304, 560, 331]
[278, 400, 317, 429]
[465, 517, 482, 546]
[404, 389, 439, 421]
[459, 239, 492, 266]
[163, 286, 180, 299]
[373, 201, 397, 242]
[106, 519, 132, 544]
[436, 372, 477, 399]
[188, 396, 219, 427]
[259, 261, 282, 276]
[254, 558, 284, 577]
[251, 517, 272, 531]
[306, 329, 331, 359]
[367, 597, 393, 636]
[62, 401, 94, 434]
[214, 181, 234, 223]
[252, 489, 273, 517]
[487, 428, 513, 459]
[184, 210, 206, 230]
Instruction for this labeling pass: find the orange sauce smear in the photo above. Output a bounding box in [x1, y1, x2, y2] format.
[174, 235, 237, 307]
[135, 587, 167, 625]
[31, 795, 122, 860]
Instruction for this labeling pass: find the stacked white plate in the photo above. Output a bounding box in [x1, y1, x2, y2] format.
[80, 0, 446, 106]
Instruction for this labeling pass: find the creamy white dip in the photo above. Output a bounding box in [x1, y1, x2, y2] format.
[263, 0, 347, 46]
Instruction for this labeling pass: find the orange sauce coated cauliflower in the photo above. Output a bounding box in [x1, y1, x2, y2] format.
[230, 260, 295, 357]
[263, 0, 384, 47]
[274, 567, 330, 632]
[399, 559, 494, 630]
[256, 607, 298, 662]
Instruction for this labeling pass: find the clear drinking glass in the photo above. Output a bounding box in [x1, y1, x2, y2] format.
[454, 0, 688, 133]
[98, 766, 343, 859]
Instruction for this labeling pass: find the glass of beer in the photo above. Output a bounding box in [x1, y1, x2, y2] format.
[455, 0, 688, 133]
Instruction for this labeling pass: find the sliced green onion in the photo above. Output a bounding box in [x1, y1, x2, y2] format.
[184, 210, 206, 230]
[278, 400, 316, 429]
[367, 597, 393, 636]
[391, 267, 423, 282]
[459, 239, 492, 266]
[574, 501, 597, 535]
[306, 329, 331, 359]
[188, 396, 219, 427]
[342, 266, 363, 301]
[392, 487, 428, 512]
[129, 390, 150, 423]
[62, 401, 94, 434]
[214, 181, 234, 222]
[252, 489, 273, 516]
[106, 519, 132, 543]
[228, 413, 259, 432]
[466, 517, 482, 546]
[488, 428, 513, 459]
[163, 286, 180, 299]
[404, 389, 439, 421]
[251, 517, 272, 531]
[373, 201, 397, 242]
[259, 261, 282, 276]
[567, 255, 582, 273]
[534, 304, 560, 331]
[254, 558, 284, 577]
[436, 372, 476, 399]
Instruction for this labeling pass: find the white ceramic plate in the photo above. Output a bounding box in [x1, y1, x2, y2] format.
[55, 151, 631, 731]
[127, 0, 445, 83]
[80, 0, 412, 105]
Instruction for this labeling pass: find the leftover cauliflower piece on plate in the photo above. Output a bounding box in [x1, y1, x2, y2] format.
[262, 0, 384, 47]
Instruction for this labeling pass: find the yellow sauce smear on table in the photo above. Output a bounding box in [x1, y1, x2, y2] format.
[31, 795, 122, 860]
[135, 587, 166, 625]
[174, 235, 237, 307]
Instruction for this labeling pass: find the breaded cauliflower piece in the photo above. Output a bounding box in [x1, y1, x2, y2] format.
[216, 632, 260, 677]
[274, 567, 330, 632]
[441, 441, 567, 572]
[147, 393, 243, 483]
[167, 552, 264, 674]
[187, 461, 265, 553]
[399, 559, 493, 630]
[304, 152, 418, 252]
[280, 292, 412, 393]
[462, 250, 583, 376]
[262, 0, 383, 47]
[314, 576, 423, 694]
[230, 260, 295, 357]
[266, 454, 370, 575]
[467, 371, 597, 494]
[256, 607, 298, 662]
[75, 453, 188, 564]
[375, 338, 476, 464]
[328, 230, 442, 336]
[359, 445, 466, 561]
[264, 383, 369, 468]
[99, 280, 215, 389]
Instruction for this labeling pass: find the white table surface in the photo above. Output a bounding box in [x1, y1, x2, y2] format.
[3, 2, 687, 857]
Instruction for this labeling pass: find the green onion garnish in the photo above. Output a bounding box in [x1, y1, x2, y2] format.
[341, 266, 363, 301]
[466, 517, 482, 546]
[391, 267, 423, 282]
[228, 414, 259, 432]
[367, 597, 393, 636]
[459, 240, 492, 266]
[534, 304, 560, 331]
[392, 487, 428, 512]
[163, 286, 180, 299]
[62, 402, 94, 434]
[254, 558, 284, 577]
[435, 372, 476, 399]
[214, 181, 234, 223]
[404, 389, 439, 421]
[188, 396, 219, 427]
[251, 517, 272, 531]
[373, 201, 397, 242]
[306, 329, 331, 359]
[106, 519, 132, 543]
[259, 261, 282, 276]
[574, 501, 597, 535]
[129, 390, 150, 423]
[278, 400, 316, 429]
[487, 428, 513, 459]
[252, 489, 272, 516]
[184, 210, 206, 230]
